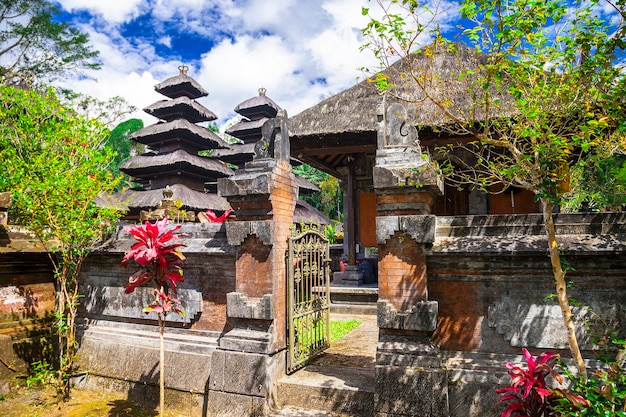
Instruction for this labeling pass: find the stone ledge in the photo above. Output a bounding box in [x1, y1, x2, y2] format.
[376, 215, 436, 244]
[226, 220, 274, 246]
[227, 292, 274, 320]
[377, 300, 438, 331]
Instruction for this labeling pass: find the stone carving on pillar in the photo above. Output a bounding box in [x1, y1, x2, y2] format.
[376, 214, 436, 245]
[254, 110, 290, 162]
[373, 101, 443, 199]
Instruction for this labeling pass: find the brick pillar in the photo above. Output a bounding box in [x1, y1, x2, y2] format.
[208, 111, 297, 417]
[373, 101, 447, 417]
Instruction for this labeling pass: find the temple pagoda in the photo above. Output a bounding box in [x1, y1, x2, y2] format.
[116, 65, 233, 220]
[222, 89, 330, 225]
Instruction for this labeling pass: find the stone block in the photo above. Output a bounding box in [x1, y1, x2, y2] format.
[488, 296, 620, 350]
[82, 285, 203, 324]
[218, 328, 272, 353]
[227, 292, 274, 320]
[206, 390, 262, 417]
[226, 220, 274, 246]
[375, 365, 448, 417]
[448, 378, 502, 417]
[378, 300, 438, 331]
[376, 215, 437, 244]
[0, 192, 10, 208]
[222, 351, 268, 396]
[332, 265, 363, 286]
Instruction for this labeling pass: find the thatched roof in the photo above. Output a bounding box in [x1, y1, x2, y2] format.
[234, 91, 281, 119]
[143, 96, 218, 123]
[295, 175, 319, 195]
[100, 184, 231, 212]
[289, 43, 491, 137]
[214, 143, 256, 167]
[130, 119, 230, 151]
[225, 117, 268, 142]
[154, 73, 208, 100]
[288, 42, 500, 176]
[119, 149, 234, 179]
[294, 199, 331, 225]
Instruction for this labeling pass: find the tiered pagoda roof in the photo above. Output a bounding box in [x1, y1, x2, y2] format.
[115, 66, 233, 217]
[225, 88, 281, 143]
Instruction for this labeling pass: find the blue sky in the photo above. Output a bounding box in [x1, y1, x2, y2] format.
[54, 0, 448, 127]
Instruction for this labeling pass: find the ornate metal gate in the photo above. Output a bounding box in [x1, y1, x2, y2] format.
[287, 228, 331, 373]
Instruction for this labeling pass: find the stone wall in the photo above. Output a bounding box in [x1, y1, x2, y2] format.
[0, 226, 56, 384]
[429, 213, 626, 417]
[74, 222, 236, 415]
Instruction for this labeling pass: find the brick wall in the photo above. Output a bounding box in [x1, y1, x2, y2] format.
[378, 231, 428, 311]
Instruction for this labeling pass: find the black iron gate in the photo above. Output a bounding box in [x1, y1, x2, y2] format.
[287, 228, 331, 373]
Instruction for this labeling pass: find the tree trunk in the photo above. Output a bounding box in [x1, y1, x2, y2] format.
[158, 315, 165, 417]
[541, 198, 587, 379]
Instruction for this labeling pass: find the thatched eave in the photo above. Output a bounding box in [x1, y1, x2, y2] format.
[130, 119, 230, 151]
[294, 199, 331, 225]
[103, 184, 231, 212]
[154, 74, 209, 99]
[119, 150, 234, 179]
[234, 93, 281, 119]
[144, 96, 218, 123]
[225, 118, 268, 142]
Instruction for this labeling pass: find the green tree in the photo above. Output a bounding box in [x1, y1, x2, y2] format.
[0, 0, 100, 85]
[107, 118, 145, 187]
[362, 0, 626, 378]
[0, 85, 123, 396]
[293, 164, 343, 221]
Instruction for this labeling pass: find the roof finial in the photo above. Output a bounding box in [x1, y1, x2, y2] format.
[258, 87, 266, 96]
[178, 65, 189, 75]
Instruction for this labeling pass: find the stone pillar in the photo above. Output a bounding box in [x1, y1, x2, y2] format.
[373, 101, 447, 417]
[209, 110, 297, 417]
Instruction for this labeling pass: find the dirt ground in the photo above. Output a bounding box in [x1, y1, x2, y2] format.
[0, 384, 185, 417]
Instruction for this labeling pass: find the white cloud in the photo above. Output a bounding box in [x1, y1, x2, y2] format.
[157, 36, 172, 48]
[56, 0, 146, 24]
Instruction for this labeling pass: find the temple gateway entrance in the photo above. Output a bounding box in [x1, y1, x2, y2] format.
[286, 228, 331, 373]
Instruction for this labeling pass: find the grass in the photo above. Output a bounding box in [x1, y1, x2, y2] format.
[330, 318, 362, 342]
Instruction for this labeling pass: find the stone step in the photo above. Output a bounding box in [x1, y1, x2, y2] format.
[267, 407, 342, 417]
[323, 284, 379, 315]
[275, 365, 375, 417]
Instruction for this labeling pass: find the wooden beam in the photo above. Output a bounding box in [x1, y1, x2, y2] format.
[294, 153, 343, 178]
[298, 144, 377, 157]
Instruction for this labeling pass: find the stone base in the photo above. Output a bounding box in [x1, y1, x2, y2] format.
[207, 348, 285, 417]
[332, 266, 363, 286]
[375, 337, 448, 417]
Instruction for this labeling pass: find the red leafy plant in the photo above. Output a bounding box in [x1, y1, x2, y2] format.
[202, 208, 232, 223]
[121, 216, 187, 416]
[497, 348, 589, 417]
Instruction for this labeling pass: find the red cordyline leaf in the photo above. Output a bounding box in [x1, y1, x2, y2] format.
[124, 269, 153, 294]
[563, 391, 589, 409]
[500, 403, 528, 417]
[204, 209, 232, 222]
